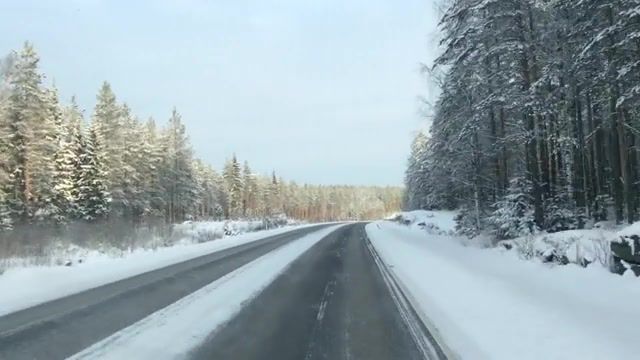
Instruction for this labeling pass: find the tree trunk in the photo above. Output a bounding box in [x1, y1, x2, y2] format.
[572, 85, 587, 227]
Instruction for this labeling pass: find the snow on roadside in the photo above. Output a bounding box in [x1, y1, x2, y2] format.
[393, 209, 458, 233]
[172, 216, 297, 242]
[69, 224, 346, 360]
[396, 209, 636, 271]
[0, 224, 313, 316]
[367, 220, 640, 360]
[0, 218, 301, 270]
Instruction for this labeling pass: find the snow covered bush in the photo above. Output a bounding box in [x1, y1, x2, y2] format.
[591, 195, 614, 223]
[172, 216, 297, 244]
[487, 178, 536, 240]
[392, 210, 457, 236]
[543, 191, 586, 233]
[591, 236, 613, 268]
[454, 206, 484, 238]
[513, 234, 536, 260]
[499, 227, 620, 270]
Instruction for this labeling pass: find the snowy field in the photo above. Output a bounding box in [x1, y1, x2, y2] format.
[367, 211, 640, 359]
[0, 222, 310, 316]
[69, 224, 346, 360]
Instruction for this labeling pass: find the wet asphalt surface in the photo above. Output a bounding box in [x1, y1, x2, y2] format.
[190, 223, 444, 360]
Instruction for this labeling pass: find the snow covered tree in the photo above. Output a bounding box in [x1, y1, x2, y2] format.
[115, 104, 145, 221]
[139, 118, 166, 220]
[0, 42, 403, 251]
[404, 131, 429, 210]
[3, 42, 53, 224]
[91, 82, 124, 216]
[487, 178, 536, 240]
[52, 96, 84, 222]
[266, 171, 281, 216]
[241, 161, 258, 217]
[0, 53, 15, 230]
[223, 155, 243, 218]
[76, 122, 110, 221]
[161, 108, 197, 223]
[406, 0, 640, 237]
[191, 159, 225, 220]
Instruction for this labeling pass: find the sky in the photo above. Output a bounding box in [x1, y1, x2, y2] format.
[0, 0, 440, 186]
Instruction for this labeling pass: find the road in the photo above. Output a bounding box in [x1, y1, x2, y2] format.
[190, 223, 446, 360]
[0, 225, 329, 360]
[0, 223, 446, 360]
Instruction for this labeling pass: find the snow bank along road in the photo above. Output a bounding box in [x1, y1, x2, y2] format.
[368, 219, 640, 359]
[0, 223, 446, 360]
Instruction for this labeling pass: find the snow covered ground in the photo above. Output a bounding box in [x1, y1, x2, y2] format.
[69, 224, 346, 360]
[367, 212, 640, 359]
[172, 217, 296, 242]
[0, 218, 300, 270]
[0, 223, 311, 316]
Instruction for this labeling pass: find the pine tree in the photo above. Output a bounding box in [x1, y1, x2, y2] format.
[487, 178, 536, 240]
[4, 42, 52, 223]
[161, 108, 196, 223]
[241, 161, 258, 217]
[91, 81, 123, 209]
[223, 154, 243, 219]
[139, 118, 166, 220]
[404, 132, 429, 210]
[405, 0, 640, 236]
[268, 171, 280, 216]
[117, 104, 144, 221]
[0, 43, 405, 236]
[77, 123, 110, 221]
[31, 85, 63, 223]
[52, 96, 83, 222]
[0, 54, 14, 230]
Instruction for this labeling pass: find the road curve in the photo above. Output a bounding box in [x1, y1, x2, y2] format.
[190, 222, 447, 360]
[0, 224, 330, 360]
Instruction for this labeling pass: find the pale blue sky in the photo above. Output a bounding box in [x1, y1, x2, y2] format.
[0, 0, 439, 185]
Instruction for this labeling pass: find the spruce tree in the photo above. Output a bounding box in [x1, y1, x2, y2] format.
[161, 108, 196, 223]
[223, 155, 243, 218]
[52, 96, 84, 223]
[4, 42, 51, 223]
[77, 123, 110, 221]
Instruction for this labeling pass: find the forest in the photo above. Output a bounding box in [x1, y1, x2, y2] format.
[404, 0, 640, 238]
[0, 43, 401, 255]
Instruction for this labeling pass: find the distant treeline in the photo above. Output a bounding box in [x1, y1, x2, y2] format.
[0, 43, 402, 236]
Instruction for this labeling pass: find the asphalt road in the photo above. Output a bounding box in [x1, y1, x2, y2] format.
[0, 224, 330, 360]
[190, 222, 446, 360]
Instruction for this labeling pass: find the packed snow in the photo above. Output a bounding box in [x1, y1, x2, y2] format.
[69, 224, 346, 360]
[0, 223, 311, 316]
[367, 211, 640, 359]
